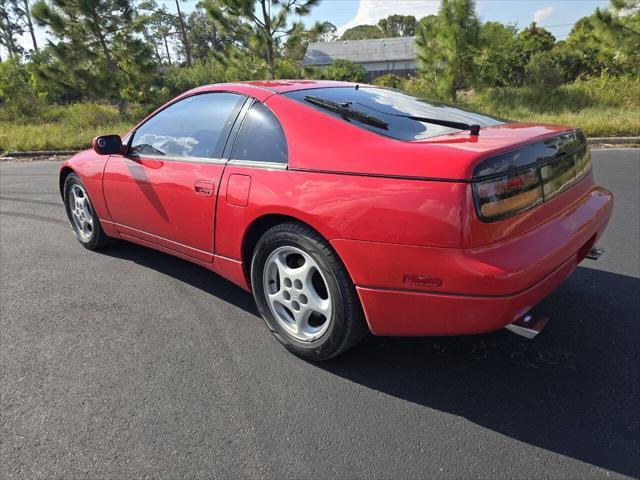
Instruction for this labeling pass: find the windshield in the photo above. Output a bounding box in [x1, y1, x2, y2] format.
[284, 86, 503, 140]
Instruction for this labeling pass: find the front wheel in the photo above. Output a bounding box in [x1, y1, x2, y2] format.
[63, 173, 110, 250]
[251, 222, 367, 361]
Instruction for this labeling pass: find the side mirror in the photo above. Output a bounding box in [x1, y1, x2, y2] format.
[92, 135, 123, 155]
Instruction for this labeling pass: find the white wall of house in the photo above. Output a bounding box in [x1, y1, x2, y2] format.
[358, 60, 417, 72]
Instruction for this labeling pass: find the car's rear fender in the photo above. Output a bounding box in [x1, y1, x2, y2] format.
[214, 165, 468, 266]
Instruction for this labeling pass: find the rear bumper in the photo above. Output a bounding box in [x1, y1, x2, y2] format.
[357, 253, 576, 336]
[332, 185, 613, 336]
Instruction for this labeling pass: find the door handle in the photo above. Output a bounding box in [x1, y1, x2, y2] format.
[194, 180, 214, 197]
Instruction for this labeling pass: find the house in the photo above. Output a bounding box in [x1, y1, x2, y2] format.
[303, 36, 418, 82]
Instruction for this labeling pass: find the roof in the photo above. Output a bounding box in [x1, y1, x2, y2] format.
[240, 79, 365, 93]
[182, 80, 362, 98]
[232, 80, 364, 93]
[303, 37, 417, 66]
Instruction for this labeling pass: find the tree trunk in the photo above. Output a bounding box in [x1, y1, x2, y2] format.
[266, 39, 275, 79]
[7, 33, 18, 59]
[163, 34, 172, 66]
[174, 0, 191, 66]
[23, 0, 38, 51]
[259, 0, 275, 79]
[143, 26, 161, 63]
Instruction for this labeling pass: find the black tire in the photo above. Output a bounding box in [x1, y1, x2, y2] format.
[63, 172, 110, 250]
[251, 222, 368, 361]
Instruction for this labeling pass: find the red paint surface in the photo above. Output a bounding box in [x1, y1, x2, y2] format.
[60, 81, 614, 337]
[102, 155, 224, 262]
[226, 174, 251, 207]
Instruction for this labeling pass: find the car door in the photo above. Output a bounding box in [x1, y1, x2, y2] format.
[103, 92, 247, 263]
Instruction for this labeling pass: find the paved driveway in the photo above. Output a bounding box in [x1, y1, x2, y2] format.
[1, 150, 639, 479]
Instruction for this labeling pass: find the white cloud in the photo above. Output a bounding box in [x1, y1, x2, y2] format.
[534, 6, 554, 23]
[337, 0, 440, 36]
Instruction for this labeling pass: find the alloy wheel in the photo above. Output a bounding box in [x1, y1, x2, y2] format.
[69, 183, 94, 242]
[262, 245, 333, 342]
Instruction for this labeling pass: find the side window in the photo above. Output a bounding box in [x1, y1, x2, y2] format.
[232, 102, 288, 164]
[130, 93, 244, 159]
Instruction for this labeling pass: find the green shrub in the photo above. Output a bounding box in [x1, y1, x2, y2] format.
[0, 59, 45, 123]
[372, 74, 404, 88]
[123, 102, 162, 124]
[163, 63, 226, 95]
[275, 58, 304, 79]
[569, 72, 640, 109]
[323, 59, 367, 82]
[526, 51, 564, 90]
[401, 76, 445, 100]
[0, 59, 32, 102]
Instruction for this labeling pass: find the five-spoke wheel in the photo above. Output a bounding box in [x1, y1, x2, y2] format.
[69, 183, 94, 241]
[252, 222, 367, 360]
[63, 172, 110, 250]
[263, 246, 333, 342]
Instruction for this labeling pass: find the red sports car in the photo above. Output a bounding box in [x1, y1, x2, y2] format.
[60, 80, 613, 360]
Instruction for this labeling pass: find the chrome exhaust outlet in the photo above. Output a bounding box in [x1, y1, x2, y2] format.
[586, 247, 604, 260]
[505, 314, 550, 339]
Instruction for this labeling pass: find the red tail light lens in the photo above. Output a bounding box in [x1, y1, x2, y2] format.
[473, 167, 543, 221]
[472, 131, 591, 222]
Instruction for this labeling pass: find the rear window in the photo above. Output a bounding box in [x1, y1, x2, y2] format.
[284, 86, 503, 141]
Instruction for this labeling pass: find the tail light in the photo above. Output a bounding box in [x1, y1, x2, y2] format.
[541, 148, 592, 200]
[472, 131, 591, 222]
[473, 167, 543, 221]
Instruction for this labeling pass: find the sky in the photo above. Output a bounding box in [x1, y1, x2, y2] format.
[6, 0, 610, 58]
[307, 0, 610, 37]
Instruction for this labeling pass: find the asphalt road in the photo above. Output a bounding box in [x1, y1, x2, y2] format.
[1, 150, 639, 479]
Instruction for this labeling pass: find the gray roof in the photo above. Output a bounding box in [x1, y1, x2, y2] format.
[303, 36, 417, 66]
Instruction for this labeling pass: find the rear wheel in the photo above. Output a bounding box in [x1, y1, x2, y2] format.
[63, 173, 110, 250]
[251, 222, 367, 361]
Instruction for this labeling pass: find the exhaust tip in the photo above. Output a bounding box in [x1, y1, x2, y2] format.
[586, 247, 604, 260]
[505, 313, 550, 339]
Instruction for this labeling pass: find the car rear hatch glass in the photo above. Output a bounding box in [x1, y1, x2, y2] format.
[284, 86, 503, 140]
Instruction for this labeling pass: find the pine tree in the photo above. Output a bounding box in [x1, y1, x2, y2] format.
[9, 0, 39, 52]
[31, 0, 157, 108]
[415, 0, 480, 101]
[0, 4, 24, 60]
[206, 0, 319, 80]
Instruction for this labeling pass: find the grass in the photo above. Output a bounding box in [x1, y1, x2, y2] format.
[1, 74, 638, 152]
[458, 75, 640, 138]
[0, 102, 138, 152]
[0, 120, 133, 152]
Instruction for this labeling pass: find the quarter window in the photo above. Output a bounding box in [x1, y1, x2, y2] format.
[232, 102, 288, 164]
[130, 93, 244, 159]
